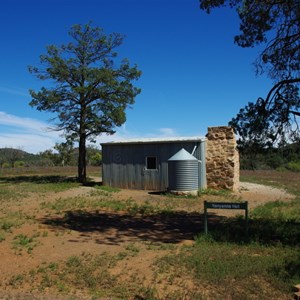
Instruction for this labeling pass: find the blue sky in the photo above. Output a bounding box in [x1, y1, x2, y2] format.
[0, 0, 272, 153]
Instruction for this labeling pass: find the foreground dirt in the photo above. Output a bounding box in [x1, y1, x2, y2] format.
[0, 178, 295, 299]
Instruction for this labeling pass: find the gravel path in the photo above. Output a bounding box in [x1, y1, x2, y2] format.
[236, 182, 295, 209]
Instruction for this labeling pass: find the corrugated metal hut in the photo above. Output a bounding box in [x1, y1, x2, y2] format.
[101, 137, 206, 191]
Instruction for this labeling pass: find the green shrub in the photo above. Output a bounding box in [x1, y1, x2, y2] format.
[266, 154, 285, 169]
[14, 161, 25, 168]
[275, 166, 287, 172]
[89, 152, 102, 166]
[286, 161, 300, 172]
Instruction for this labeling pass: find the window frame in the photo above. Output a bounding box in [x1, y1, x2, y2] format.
[145, 156, 158, 170]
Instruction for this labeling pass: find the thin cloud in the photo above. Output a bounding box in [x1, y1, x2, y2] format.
[96, 125, 139, 145]
[0, 133, 60, 154]
[0, 111, 63, 153]
[0, 111, 184, 153]
[0, 111, 61, 138]
[0, 111, 47, 131]
[96, 126, 180, 146]
[0, 86, 29, 97]
[158, 127, 178, 136]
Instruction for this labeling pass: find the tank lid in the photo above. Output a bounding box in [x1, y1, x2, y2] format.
[168, 148, 198, 161]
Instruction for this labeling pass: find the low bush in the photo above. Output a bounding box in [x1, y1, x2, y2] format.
[286, 161, 300, 172]
[14, 161, 25, 168]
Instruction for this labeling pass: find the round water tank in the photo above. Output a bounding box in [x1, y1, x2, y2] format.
[168, 148, 199, 195]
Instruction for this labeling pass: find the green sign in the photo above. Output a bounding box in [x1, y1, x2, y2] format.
[205, 202, 248, 210]
[204, 201, 249, 237]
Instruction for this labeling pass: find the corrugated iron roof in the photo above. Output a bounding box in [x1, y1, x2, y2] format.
[101, 136, 206, 145]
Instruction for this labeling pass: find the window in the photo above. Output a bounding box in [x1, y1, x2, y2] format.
[146, 156, 157, 170]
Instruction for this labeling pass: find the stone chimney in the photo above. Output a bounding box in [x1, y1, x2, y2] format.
[206, 126, 239, 190]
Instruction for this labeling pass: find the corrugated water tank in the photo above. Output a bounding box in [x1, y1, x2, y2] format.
[168, 148, 199, 195]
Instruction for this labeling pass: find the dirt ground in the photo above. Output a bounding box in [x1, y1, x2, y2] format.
[0, 179, 295, 299]
[235, 181, 294, 207]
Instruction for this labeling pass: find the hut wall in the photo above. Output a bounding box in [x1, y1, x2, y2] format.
[102, 141, 205, 190]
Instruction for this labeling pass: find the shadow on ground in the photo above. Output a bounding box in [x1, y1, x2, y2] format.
[0, 175, 78, 184]
[40, 210, 300, 247]
[40, 211, 216, 245]
[0, 175, 101, 186]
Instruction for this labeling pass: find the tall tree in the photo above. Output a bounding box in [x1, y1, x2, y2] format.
[29, 23, 141, 183]
[199, 0, 300, 147]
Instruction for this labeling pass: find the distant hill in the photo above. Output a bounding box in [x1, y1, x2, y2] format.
[0, 147, 33, 156]
[0, 146, 101, 167]
[0, 147, 36, 157]
[0, 148, 41, 167]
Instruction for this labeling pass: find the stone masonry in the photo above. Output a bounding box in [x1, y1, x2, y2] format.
[206, 126, 239, 190]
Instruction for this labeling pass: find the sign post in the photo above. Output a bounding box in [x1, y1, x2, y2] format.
[204, 201, 249, 236]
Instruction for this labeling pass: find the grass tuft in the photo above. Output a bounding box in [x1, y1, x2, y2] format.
[12, 233, 39, 254]
[156, 238, 300, 292]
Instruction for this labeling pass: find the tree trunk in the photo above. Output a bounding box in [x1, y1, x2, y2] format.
[78, 133, 87, 184]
